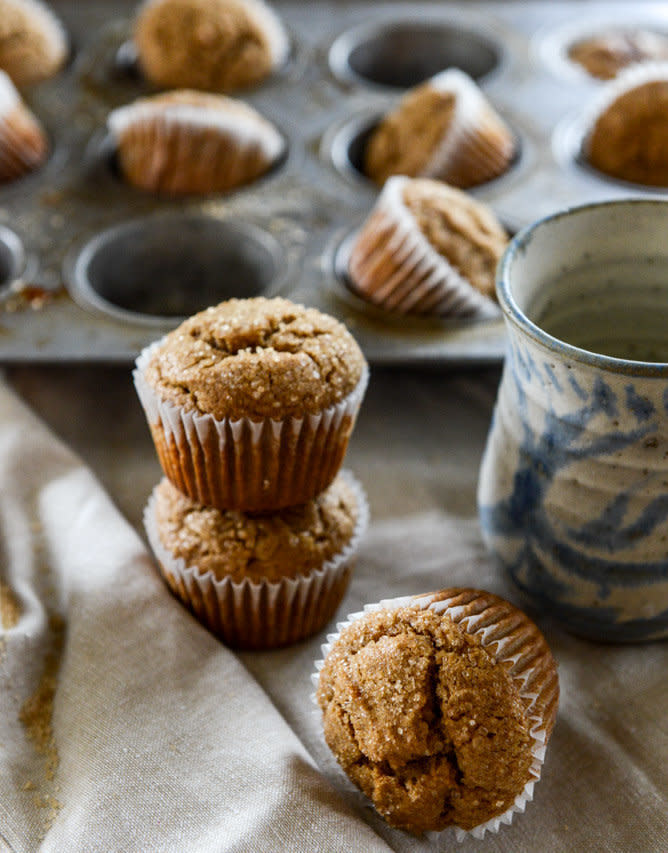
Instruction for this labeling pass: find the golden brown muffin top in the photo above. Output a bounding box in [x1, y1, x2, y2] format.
[134, 0, 287, 93]
[401, 178, 508, 300]
[365, 82, 456, 186]
[586, 78, 668, 186]
[143, 297, 367, 420]
[568, 29, 668, 80]
[0, 0, 67, 86]
[154, 473, 359, 582]
[317, 590, 558, 835]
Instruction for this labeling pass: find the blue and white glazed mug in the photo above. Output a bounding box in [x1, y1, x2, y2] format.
[478, 199, 668, 642]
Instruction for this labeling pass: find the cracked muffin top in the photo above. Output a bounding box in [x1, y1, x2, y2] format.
[153, 472, 359, 582]
[316, 590, 559, 835]
[143, 297, 367, 420]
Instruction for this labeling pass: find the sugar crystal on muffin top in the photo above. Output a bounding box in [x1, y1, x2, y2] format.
[143, 297, 367, 420]
[316, 594, 558, 836]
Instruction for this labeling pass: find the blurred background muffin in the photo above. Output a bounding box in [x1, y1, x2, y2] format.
[568, 28, 668, 80]
[348, 176, 508, 317]
[0, 69, 49, 183]
[134, 0, 289, 93]
[364, 68, 516, 189]
[108, 89, 285, 194]
[583, 62, 668, 186]
[0, 0, 68, 87]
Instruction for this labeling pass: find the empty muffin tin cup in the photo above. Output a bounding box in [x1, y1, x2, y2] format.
[67, 214, 285, 325]
[329, 17, 502, 89]
[478, 198, 668, 642]
[0, 226, 27, 294]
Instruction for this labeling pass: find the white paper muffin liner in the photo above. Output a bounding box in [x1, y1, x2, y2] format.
[312, 588, 559, 842]
[420, 68, 516, 188]
[108, 95, 284, 194]
[0, 0, 68, 85]
[134, 340, 369, 512]
[144, 469, 369, 650]
[348, 176, 498, 318]
[0, 71, 48, 182]
[135, 0, 290, 74]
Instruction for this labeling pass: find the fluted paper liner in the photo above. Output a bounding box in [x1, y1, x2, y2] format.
[0, 71, 48, 183]
[421, 69, 516, 189]
[312, 587, 559, 842]
[348, 176, 499, 318]
[144, 469, 369, 650]
[108, 95, 285, 194]
[134, 341, 369, 511]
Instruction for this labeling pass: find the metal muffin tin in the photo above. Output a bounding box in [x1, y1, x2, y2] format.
[2, 0, 668, 365]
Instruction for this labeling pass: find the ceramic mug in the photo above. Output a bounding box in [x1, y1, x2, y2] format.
[478, 199, 668, 642]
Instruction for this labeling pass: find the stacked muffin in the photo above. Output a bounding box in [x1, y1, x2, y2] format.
[135, 296, 370, 650]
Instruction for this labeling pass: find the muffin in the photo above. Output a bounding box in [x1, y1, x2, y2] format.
[364, 69, 516, 189]
[315, 588, 559, 839]
[133, 297, 369, 512]
[108, 89, 284, 194]
[584, 62, 668, 186]
[0, 0, 68, 87]
[347, 176, 508, 317]
[144, 471, 368, 649]
[134, 0, 289, 93]
[0, 70, 48, 183]
[568, 28, 668, 80]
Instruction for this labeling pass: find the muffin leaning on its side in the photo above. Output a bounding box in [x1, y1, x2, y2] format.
[0, 0, 68, 87]
[134, 0, 289, 93]
[314, 588, 559, 839]
[108, 90, 285, 194]
[348, 176, 508, 317]
[364, 68, 516, 189]
[134, 297, 369, 512]
[145, 472, 368, 649]
[583, 61, 668, 186]
[0, 70, 48, 183]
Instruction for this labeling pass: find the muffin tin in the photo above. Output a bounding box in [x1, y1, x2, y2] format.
[1, 0, 668, 365]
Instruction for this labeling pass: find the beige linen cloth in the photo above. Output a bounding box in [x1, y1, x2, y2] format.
[1, 366, 668, 853]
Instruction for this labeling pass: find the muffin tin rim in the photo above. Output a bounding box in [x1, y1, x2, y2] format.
[532, 9, 668, 85]
[326, 11, 510, 92]
[63, 211, 291, 327]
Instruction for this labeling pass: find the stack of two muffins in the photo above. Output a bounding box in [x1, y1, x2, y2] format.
[134, 297, 370, 650]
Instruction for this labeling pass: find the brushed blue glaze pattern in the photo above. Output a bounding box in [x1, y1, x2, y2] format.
[479, 341, 668, 641]
[479, 199, 668, 642]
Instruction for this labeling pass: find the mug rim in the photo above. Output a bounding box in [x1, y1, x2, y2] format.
[497, 197, 668, 377]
